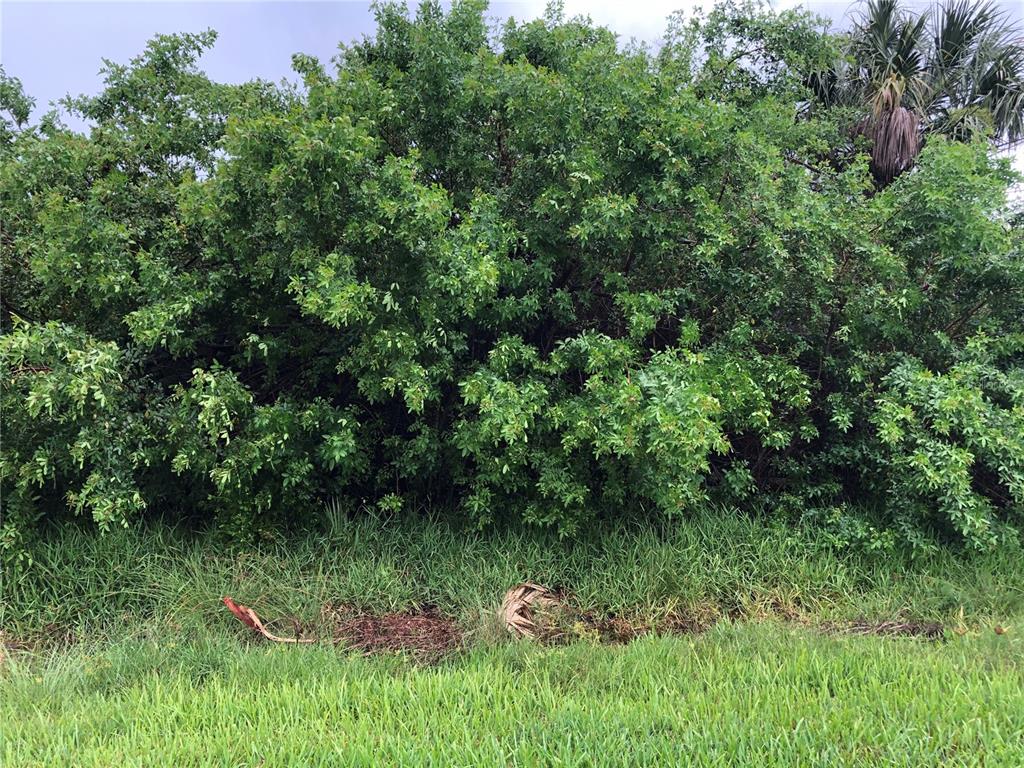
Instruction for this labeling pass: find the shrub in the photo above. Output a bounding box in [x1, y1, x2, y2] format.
[1, 2, 1022, 550]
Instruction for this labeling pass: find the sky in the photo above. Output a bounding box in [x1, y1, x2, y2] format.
[1, 0, 1022, 177]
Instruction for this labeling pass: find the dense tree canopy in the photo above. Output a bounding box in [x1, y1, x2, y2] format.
[2, 1, 1022, 556]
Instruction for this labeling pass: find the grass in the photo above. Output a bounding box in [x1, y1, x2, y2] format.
[3, 625, 1023, 766]
[3, 509, 1024, 766]
[4, 509, 1024, 639]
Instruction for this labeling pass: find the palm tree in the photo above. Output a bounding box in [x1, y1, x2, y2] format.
[810, 0, 1024, 186]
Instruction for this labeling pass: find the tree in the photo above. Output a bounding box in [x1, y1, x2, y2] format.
[0, 67, 34, 149]
[810, 0, 1024, 185]
[1, 1, 1021, 555]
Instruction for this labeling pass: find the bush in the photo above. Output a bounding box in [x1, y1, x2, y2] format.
[2, 2, 1022, 550]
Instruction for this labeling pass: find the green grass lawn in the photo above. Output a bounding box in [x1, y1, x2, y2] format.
[3, 511, 1024, 766]
[3, 625, 1023, 766]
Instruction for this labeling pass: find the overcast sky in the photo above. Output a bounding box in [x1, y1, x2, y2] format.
[2, 0, 1022, 177]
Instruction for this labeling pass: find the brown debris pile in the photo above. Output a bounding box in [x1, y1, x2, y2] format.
[333, 608, 462, 659]
[824, 619, 945, 640]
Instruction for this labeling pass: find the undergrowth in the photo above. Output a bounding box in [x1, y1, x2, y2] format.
[3, 508, 1022, 643]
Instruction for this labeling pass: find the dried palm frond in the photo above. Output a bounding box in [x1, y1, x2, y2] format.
[865, 104, 923, 185]
[500, 583, 559, 638]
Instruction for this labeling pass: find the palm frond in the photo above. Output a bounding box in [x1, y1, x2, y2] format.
[865, 105, 922, 185]
[931, 1, 1000, 77]
[822, 0, 1024, 184]
[981, 46, 1024, 145]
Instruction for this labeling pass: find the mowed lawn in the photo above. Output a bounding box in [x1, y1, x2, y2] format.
[3, 624, 1023, 767]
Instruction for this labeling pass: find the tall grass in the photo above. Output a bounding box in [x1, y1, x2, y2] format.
[4, 508, 1022, 640]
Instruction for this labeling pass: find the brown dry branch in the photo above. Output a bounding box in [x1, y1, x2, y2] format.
[222, 596, 315, 644]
